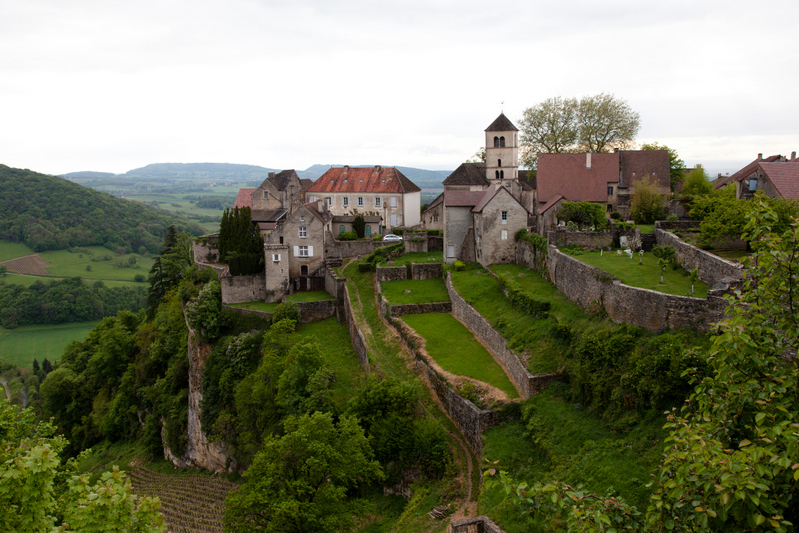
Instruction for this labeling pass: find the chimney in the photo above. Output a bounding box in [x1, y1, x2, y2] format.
[614, 147, 619, 153]
[318, 199, 325, 214]
[757, 153, 763, 160]
[792, 151, 797, 160]
[374, 165, 381, 172]
[268, 171, 275, 179]
[343, 165, 349, 172]
[586, 153, 592, 169]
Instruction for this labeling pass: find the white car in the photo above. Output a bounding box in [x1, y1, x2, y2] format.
[382, 234, 403, 242]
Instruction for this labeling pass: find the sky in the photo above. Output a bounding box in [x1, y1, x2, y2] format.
[2, 0, 798, 178]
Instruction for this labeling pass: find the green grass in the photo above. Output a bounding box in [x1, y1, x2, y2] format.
[380, 250, 443, 266]
[286, 290, 335, 303]
[38, 247, 154, 281]
[479, 383, 667, 532]
[635, 224, 655, 233]
[381, 278, 449, 305]
[0, 321, 100, 368]
[452, 263, 606, 374]
[0, 240, 35, 261]
[227, 300, 279, 313]
[295, 317, 365, 408]
[128, 195, 229, 219]
[565, 249, 709, 298]
[1, 273, 144, 288]
[402, 313, 518, 398]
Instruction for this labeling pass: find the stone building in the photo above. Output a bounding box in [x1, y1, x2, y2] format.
[443, 184, 528, 266]
[305, 165, 421, 230]
[714, 153, 798, 200]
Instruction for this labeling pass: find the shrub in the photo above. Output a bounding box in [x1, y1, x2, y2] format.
[610, 211, 622, 220]
[615, 221, 635, 230]
[556, 200, 609, 230]
[453, 260, 466, 271]
[272, 302, 301, 325]
[358, 262, 376, 273]
[372, 235, 382, 241]
[134, 274, 146, 282]
[229, 253, 264, 276]
[497, 274, 550, 318]
[338, 231, 357, 241]
[630, 175, 665, 224]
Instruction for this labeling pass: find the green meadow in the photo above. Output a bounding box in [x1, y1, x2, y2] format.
[0, 321, 101, 369]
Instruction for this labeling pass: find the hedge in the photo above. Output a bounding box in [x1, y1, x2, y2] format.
[497, 273, 550, 318]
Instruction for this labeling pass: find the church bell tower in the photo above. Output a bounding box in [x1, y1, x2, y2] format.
[484, 112, 519, 186]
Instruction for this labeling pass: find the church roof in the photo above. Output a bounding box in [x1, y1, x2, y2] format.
[442, 163, 488, 186]
[485, 112, 518, 132]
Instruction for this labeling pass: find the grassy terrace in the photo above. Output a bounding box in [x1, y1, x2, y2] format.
[227, 290, 334, 313]
[451, 263, 617, 374]
[381, 278, 449, 305]
[379, 250, 443, 266]
[564, 249, 710, 298]
[402, 313, 518, 398]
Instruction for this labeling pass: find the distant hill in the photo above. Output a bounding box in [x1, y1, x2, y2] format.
[60, 171, 117, 180]
[0, 165, 205, 253]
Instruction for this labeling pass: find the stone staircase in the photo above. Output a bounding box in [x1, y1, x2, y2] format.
[641, 232, 657, 252]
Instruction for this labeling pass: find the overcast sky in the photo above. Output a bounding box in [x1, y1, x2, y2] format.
[2, 0, 798, 178]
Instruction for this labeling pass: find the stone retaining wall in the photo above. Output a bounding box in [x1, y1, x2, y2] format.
[655, 228, 744, 288]
[324, 265, 347, 321]
[343, 285, 370, 370]
[220, 275, 265, 304]
[549, 228, 614, 249]
[411, 262, 443, 280]
[427, 235, 443, 251]
[451, 516, 505, 533]
[324, 237, 389, 259]
[221, 304, 271, 320]
[193, 234, 219, 264]
[376, 265, 408, 281]
[404, 237, 428, 253]
[547, 245, 727, 331]
[515, 239, 547, 275]
[445, 273, 558, 398]
[655, 220, 701, 231]
[388, 302, 452, 317]
[296, 299, 337, 323]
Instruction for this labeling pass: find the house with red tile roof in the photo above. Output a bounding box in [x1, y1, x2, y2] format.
[443, 184, 527, 266]
[738, 160, 799, 201]
[306, 165, 421, 230]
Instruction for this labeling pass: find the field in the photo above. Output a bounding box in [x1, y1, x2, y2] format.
[401, 313, 518, 398]
[565, 248, 710, 298]
[0, 321, 100, 368]
[381, 278, 449, 304]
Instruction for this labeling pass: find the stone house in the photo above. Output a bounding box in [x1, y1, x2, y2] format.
[714, 153, 798, 200]
[233, 170, 313, 236]
[421, 193, 444, 231]
[305, 165, 421, 230]
[331, 215, 383, 239]
[263, 200, 333, 294]
[443, 184, 527, 266]
[713, 153, 787, 192]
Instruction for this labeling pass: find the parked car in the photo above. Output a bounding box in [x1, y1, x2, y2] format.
[382, 234, 403, 242]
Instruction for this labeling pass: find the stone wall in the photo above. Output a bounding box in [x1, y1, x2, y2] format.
[324, 237, 389, 259]
[221, 304, 272, 320]
[193, 234, 219, 264]
[655, 220, 701, 231]
[451, 516, 505, 533]
[549, 228, 613, 249]
[296, 299, 337, 323]
[404, 237, 428, 253]
[411, 262, 443, 280]
[388, 301, 453, 317]
[220, 274, 266, 304]
[324, 265, 347, 321]
[446, 273, 558, 398]
[655, 228, 744, 288]
[515, 239, 547, 275]
[376, 265, 408, 281]
[344, 285, 370, 370]
[547, 245, 728, 331]
[428, 235, 443, 251]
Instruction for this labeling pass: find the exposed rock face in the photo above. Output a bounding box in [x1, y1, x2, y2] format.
[162, 313, 236, 473]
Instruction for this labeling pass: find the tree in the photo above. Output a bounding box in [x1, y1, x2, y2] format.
[0, 401, 165, 532]
[681, 164, 712, 196]
[641, 142, 686, 191]
[467, 147, 487, 163]
[224, 411, 383, 533]
[518, 96, 579, 169]
[690, 187, 747, 247]
[352, 213, 366, 238]
[577, 93, 640, 154]
[555, 201, 608, 230]
[630, 175, 665, 224]
[519, 94, 640, 168]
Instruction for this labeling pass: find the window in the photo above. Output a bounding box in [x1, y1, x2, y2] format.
[326, 197, 332, 206]
[498, 159, 502, 167]
[299, 216, 305, 222]
[501, 211, 508, 225]
[607, 186, 614, 195]
[299, 226, 307, 238]
[342, 197, 349, 207]
[310, 196, 316, 202]
[390, 197, 397, 207]
[272, 254, 281, 262]
[374, 197, 382, 207]
[495, 170, 500, 179]
[500, 136, 505, 147]
[298, 246, 309, 257]
[339, 225, 345, 234]
[433, 215, 438, 223]
[365, 225, 371, 236]
[357, 197, 364, 206]
[749, 178, 758, 192]
[263, 191, 268, 199]
[501, 230, 508, 240]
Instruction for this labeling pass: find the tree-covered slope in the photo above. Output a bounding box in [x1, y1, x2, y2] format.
[0, 164, 205, 253]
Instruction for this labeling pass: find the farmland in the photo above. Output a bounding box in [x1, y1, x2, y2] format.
[0, 321, 101, 368]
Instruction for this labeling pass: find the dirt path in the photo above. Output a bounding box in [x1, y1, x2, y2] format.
[0, 381, 10, 402]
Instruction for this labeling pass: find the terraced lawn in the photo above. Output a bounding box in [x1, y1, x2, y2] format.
[227, 290, 335, 313]
[380, 250, 443, 266]
[381, 278, 449, 304]
[402, 313, 518, 398]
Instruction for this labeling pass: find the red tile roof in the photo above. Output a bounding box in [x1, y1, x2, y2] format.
[537, 152, 619, 205]
[714, 155, 783, 189]
[619, 150, 670, 191]
[443, 190, 485, 207]
[538, 194, 564, 215]
[234, 188, 256, 209]
[759, 162, 799, 199]
[306, 166, 421, 194]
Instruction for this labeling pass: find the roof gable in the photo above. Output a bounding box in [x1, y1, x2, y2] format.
[759, 162, 799, 199]
[485, 112, 518, 132]
[307, 166, 421, 194]
[263, 169, 300, 191]
[234, 188, 256, 209]
[619, 150, 670, 190]
[472, 184, 528, 213]
[714, 155, 783, 189]
[537, 152, 618, 205]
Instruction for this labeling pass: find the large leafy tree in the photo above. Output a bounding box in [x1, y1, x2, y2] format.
[224, 411, 383, 533]
[519, 94, 640, 168]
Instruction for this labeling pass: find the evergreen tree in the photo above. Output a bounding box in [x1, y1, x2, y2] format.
[42, 358, 52, 373]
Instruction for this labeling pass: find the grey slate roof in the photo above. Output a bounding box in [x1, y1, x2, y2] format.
[442, 163, 489, 186]
[485, 112, 518, 132]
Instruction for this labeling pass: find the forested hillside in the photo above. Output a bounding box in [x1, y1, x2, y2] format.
[0, 165, 205, 252]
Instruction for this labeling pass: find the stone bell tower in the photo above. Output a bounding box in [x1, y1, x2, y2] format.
[484, 112, 519, 186]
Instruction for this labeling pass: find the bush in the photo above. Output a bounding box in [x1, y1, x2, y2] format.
[373, 235, 382, 241]
[610, 211, 622, 220]
[338, 231, 357, 241]
[134, 274, 146, 282]
[630, 175, 665, 224]
[228, 253, 264, 276]
[358, 262, 376, 273]
[272, 302, 301, 325]
[556, 200, 609, 230]
[453, 260, 466, 271]
[497, 274, 550, 318]
[615, 221, 635, 230]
